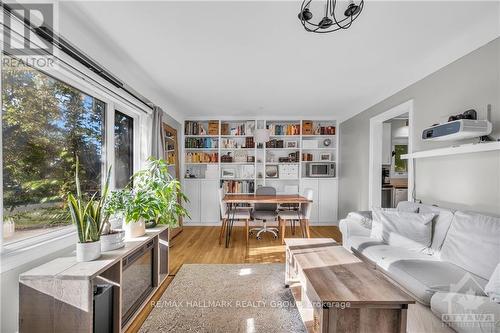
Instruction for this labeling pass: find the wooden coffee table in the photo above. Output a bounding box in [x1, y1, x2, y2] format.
[285, 238, 414, 333]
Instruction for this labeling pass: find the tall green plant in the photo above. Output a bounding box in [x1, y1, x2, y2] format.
[67, 160, 111, 243]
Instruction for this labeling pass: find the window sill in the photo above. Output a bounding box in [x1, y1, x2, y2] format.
[1, 228, 76, 273]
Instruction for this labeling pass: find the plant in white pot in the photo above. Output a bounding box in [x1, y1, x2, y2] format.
[67, 161, 111, 262]
[100, 189, 127, 251]
[110, 158, 189, 238]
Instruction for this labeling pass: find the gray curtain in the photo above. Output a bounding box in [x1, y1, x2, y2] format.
[151, 106, 165, 159]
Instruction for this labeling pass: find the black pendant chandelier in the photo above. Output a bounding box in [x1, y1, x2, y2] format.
[298, 0, 364, 33]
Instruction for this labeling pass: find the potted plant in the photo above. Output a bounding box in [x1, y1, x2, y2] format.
[100, 190, 127, 251]
[109, 158, 189, 238]
[67, 161, 110, 262]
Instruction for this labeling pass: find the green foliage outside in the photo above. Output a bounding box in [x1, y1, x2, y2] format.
[2, 57, 104, 235]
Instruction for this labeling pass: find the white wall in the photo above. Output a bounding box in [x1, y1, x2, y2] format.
[339, 37, 500, 218]
[1, 247, 74, 332]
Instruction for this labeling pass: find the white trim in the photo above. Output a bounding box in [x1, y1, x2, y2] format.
[368, 100, 414, 209]
[0, 229, 76, 273]
[402, 141, 500, 159]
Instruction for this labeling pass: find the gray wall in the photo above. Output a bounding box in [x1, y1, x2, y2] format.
[339, 37, 500, 218]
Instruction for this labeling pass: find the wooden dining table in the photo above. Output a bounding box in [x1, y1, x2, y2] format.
[222, 194, 313, 248]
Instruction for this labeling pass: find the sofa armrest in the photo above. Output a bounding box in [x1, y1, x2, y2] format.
[347, 211, 373, 227]
[339, 216, 372, 251]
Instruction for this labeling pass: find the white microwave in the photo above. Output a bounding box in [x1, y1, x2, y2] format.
[306, 162, 335, 177]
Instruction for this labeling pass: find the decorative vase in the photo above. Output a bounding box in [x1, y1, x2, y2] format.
[123, 218, 146, 238]
[100, 229, 125, 252]
[76, 240, 101, 262]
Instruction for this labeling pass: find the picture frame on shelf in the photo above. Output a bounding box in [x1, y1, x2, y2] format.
[285, 140, 298, 148]
[265, 165, 279, 178]
[320, 153, 332, 161]
[221, 168, 236, 179]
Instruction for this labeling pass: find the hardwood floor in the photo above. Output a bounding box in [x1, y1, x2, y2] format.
[126, 225, 341, 332]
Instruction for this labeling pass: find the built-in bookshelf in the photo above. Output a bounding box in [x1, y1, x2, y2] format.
[182, 119, 338, 195]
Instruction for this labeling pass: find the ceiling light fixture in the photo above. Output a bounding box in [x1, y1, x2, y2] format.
[298, 0, 364, 33]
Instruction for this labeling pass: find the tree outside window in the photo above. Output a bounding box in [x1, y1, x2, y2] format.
[2, 56, 105, 243]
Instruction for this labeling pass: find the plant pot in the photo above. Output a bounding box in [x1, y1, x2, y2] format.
[123, 218, 146, 238]
[101, 229, 125, 252]
[109, 213, 124, 230]
[76, 240, 101, 262]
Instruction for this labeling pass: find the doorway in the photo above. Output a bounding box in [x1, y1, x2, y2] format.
[368, 100, 414, 209]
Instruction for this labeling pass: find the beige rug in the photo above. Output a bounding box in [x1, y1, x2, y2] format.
[139, 264, 306, 333]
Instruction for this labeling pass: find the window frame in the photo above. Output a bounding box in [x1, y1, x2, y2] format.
[0, 44, 148, 268]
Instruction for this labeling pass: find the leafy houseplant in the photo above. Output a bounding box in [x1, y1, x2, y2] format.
[105, 158, 189, 238]
[67, 160, 111, 262]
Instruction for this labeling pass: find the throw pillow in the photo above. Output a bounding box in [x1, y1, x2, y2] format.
[370, 207, 419, 240]
[371, 209, 435, 252]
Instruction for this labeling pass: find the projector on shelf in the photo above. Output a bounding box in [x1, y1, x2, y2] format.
[422, 119, 492, 141]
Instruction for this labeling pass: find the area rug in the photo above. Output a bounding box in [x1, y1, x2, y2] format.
[139, 264, 306, 333]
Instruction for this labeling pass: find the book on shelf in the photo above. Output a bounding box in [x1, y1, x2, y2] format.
[185, 137, 218, 149]
[185, 152, 218, 163]
[267, 123, 300, 136]
[221, 121, 255, 136]
[185, 121, 217, 136]
[222, 180, 255, 194]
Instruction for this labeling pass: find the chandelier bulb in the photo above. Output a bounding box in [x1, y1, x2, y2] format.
[298, 8, 313, 21]
[344, 1, 361, 17]
[318, 17, 333, 29]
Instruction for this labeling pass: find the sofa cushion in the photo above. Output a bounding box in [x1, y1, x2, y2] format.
[431, 292, 500, 333]
[385, 260, 488, 306]
[350, 236, 437, 269]
[440, 211, 500, 280]
[397, 201, 455, 253]
[371, 209, 435, 252]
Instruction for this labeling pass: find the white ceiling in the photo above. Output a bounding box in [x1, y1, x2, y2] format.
[58, 1, 500, 122]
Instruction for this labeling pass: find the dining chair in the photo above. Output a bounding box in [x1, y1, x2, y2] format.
[277, 188, 313, 244]
[250, 186, 279, 240]
[218, 188, 251, 246]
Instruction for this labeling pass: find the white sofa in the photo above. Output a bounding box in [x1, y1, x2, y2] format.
[339, 201, 500, 333]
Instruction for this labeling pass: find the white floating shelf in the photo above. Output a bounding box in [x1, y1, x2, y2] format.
[402, 142, 500, 160]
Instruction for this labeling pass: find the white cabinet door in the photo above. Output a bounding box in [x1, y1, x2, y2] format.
[200, 180, 220, 224]
[183, 180, 200, 223]
[382, 123, 392, 165]
[393, 188, 408, 208]
[300, 179, 319, 223]
[319, 179, 338, 224]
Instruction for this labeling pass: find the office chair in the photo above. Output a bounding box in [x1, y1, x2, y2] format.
[250, 186, 279, 240]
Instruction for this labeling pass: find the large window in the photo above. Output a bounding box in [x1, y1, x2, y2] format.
[2, 56, 105, 244]
[114, 111, 134, 188]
